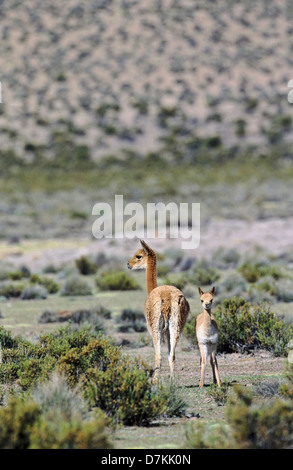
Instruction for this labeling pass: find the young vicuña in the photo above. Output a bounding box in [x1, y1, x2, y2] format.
[127, 240, 190, 379]
[196, 286, 221, 388]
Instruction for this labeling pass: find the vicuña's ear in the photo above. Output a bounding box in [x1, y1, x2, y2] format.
[210, 286, 215, 295]
[140, 239, 154, 255]
[198, 287, 204, 296]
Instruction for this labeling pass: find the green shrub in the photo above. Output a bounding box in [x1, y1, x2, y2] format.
[61, 275, 92, 296]
[0, 327, 19, 348]
[224, 386, 293, 449]
[275, 278, 293, 302]
[185, 385, 293, 449]
[117, 309, 147, 333]
[0, 326, 178, 426]
[30, 274, 60, 294]
[96, 270, 141, 291]
[0, 282, 24, 298]
[206, 381, 230, 406]
[69, 308, 106, 334]
[191, 265, 220, 286]
[83, 356, 171, 425]
[21, 284, 48, 300]
[8, 270, 24, 280]
[213, 248, 240, 269]
[0, 395, 112, 449]
[234, 118, 246, 137]
[162, 274, 189, 291]
[0, 398, 41, 449]
[214, 298, 293, 355]
[0, 327, 99, 390]
[279, 361, 293, 399]
[183, 316, 196, 345]
[238, 262, 282, 283]
[75, 256, 97, 275]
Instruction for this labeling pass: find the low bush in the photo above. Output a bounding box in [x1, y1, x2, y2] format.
[0, 326, 175, 426]
[238, 262, 282, 283]
[117, 309, 147, 333]
[213, 248, 241, 269]
[75, 256, 98, 275]
[0, 394, 112, 449]
[214, 298, 293, 355]
[185, 384, 293, 449]
[161, 274, 190, 291]
[83, 357, 173, 425]
[280, 362, 293, 399]
[0, 282, 24, 298]
[21, 285, 48, 300]
[96, 270, 141, 291]
[191, 265, 220, 286]
[30, 274, 60, 294]
[61, 275, 92, 296]
[8, 270, 25, 281]
[38, 307, 110, 334]
[275, 278, 293, 302]
[206, 381, 230, 406]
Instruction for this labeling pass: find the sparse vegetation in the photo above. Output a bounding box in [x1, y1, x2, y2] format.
[96, 270, 141, 291]
[215, 298, 293, 355]
[61, 275, 92, 296]
[185, 383, 293, 449]
[0, 325, 182, 432]
[75, 256, 97, 275]
[0, 393, 112, 449]
[117, 309, 146, 333]
[1, 0, 293, 450]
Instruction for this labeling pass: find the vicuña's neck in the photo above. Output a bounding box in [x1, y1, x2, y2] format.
[146, 254, 157, 295]
[202, 308, 212, 323]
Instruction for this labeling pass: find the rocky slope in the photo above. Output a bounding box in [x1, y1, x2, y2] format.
[1, 0, 293, 162]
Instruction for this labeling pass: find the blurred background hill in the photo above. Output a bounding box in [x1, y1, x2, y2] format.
[1, 0, 293, 261]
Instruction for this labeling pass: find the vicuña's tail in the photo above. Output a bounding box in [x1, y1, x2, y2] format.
[161, 291, 171, 326]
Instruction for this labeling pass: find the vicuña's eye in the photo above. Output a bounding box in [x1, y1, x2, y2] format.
[136, 255, 142, 259]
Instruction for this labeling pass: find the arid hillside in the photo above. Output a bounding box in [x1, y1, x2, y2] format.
[1, 0, 293, 162]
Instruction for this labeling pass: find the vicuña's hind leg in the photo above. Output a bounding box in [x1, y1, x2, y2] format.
[168, 326, 180, 378]
[152, 330, 161, 381]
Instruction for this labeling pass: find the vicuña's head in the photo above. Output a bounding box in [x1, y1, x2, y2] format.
[127, 240, 155, 270]
[198, 286, 215, 310]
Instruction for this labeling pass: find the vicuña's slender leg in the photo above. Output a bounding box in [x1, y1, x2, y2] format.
[169, 325, 181, 378]
[199, 344, 207, 388]
[152, 330, 161, 380]
[211, 349, 221, 386]
[169, 332, 176, 378]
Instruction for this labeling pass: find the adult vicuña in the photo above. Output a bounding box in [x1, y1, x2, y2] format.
[127, 240, 190, 379]
[196, 286, 221, 388]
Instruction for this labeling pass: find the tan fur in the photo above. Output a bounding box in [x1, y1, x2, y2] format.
[196, 286, 221, 388]
[128, 240, 190, 379]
